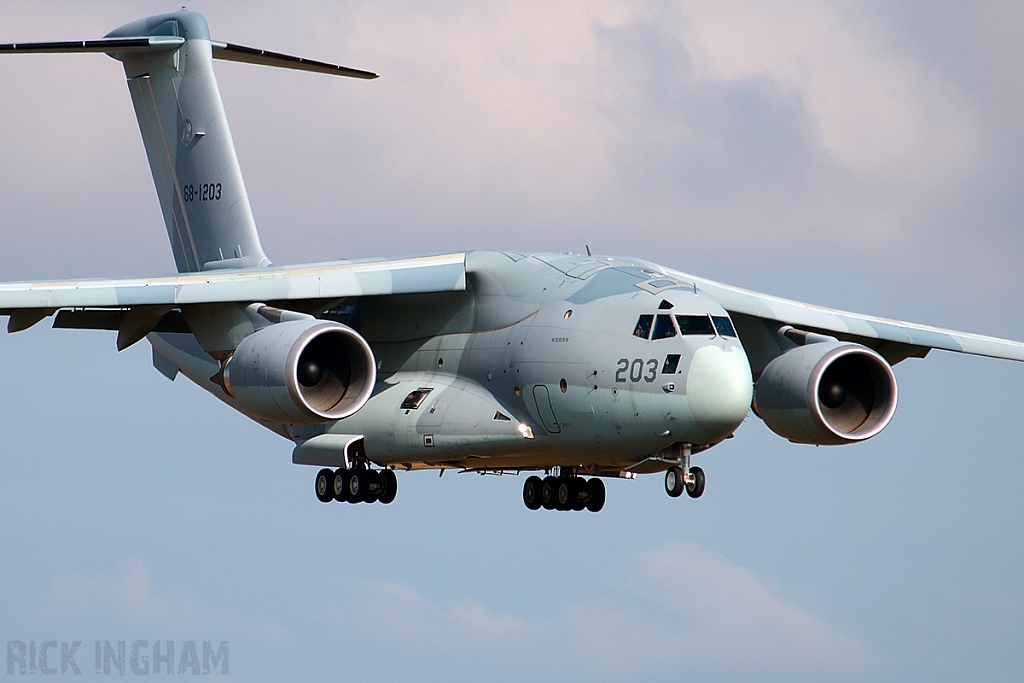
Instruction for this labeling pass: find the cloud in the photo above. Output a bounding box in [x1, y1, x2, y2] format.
[44, 560, 287, 642]
[638, 541, 867, 672]
[243, 0, 988, 264]
[352, 541, 868, 679]
[674, 1, 978, 181]
[1, 2, 1022, 292]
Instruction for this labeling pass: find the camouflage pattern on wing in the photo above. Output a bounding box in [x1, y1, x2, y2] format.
[0, 253, 466, 310]
[667, 268, 1024, 363]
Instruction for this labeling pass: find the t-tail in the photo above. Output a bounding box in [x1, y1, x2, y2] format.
[0, 10, 376, 273]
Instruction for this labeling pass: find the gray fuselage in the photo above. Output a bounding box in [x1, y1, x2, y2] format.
[152, 251, 754, 474]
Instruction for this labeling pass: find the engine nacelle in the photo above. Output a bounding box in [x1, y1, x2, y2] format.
[222, 320, 376, 424]
[753, 341, 897, 445]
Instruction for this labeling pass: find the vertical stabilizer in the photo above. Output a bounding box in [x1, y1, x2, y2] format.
[106, 12, 269, 273]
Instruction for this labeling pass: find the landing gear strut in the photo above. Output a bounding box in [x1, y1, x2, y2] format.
[315, 466, 398, 504]
[524, 473, 605, 512]
[665, 448, 705, 499]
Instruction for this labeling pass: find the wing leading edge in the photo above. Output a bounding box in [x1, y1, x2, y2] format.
[0, 252, 467, 331]
[664, 268, 1024, 364]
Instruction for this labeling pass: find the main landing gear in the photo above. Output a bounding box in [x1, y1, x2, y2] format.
[522, 474, 605, 512]
[315, 467, 398, 504]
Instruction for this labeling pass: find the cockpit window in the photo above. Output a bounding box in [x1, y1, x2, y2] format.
[676, 315, 715, 336]
[651, 314, 677, 340]
[712, 315, 737, 338]
[633, 315, 653, 339]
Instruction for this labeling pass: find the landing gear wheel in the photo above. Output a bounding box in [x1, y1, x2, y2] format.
[347, 469, 368, 503]
[523, 476, 543, 510]
[586, 478, 605, 512]
[378, 469, 398, 504]
[333, 468, 350, 502]
[541, 476, 558, 510]
[571, 479, 587, 511]
[364, 470, 381, 504]
[665, 466, 685, 498]
[315, 468, 334, 503]
[686, 466, 706, 499]
[556, 478, 573, 511]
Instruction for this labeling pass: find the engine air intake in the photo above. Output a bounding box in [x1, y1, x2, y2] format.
[223, 319, 376, 424]
[754, 341, 897, 445]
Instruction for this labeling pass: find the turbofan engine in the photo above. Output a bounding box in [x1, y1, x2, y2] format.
[753, 341, 897, 445]
[222, 319, 376, 424]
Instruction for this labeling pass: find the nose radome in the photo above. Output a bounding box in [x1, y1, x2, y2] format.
[685, 345, 753, 441]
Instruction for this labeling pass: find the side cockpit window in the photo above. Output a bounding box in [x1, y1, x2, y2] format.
[712, 315, 737, 338]
[676, 315, 715, 336]
[633, 314, 654, 339]
[651, 314, 677, 340]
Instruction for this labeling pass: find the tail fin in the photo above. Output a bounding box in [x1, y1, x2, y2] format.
[2, 11, 376, 273]
[107, 12, 271, 273]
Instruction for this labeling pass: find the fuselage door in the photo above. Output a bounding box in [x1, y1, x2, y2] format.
[532, 384, 561, 434]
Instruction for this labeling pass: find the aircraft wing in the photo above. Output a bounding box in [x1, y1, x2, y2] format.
[0, 252, 466, 333]
[669, 269, 1024, 364]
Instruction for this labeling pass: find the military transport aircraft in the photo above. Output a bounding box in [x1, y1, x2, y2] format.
[2, 11, 1023, 513]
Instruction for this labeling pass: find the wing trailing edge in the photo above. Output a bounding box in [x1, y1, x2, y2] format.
[0, 253, 467, 333]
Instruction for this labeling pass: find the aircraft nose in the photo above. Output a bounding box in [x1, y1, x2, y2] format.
[685, 344, 753, 442]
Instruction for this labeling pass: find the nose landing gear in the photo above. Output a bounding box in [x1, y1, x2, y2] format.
[665, 447, 706, 499]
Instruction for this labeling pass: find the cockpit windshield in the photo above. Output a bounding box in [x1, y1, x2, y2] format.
[652, 314, 677, 340]
[712, 315, 737, 338]
[633, 314, 654, 339]
[632, 312, 737, 340]
[675, 315, 715, 336]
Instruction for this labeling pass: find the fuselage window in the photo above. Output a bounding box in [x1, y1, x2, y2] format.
[662, 354, 682, 374]
[652, 314, 677, 340]
[676, 315, 715, 336]
[633, 314, 654, 339]
[712, 315, 737, 338]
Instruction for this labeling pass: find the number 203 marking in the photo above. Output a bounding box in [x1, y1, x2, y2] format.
[615, 358, 658, 383]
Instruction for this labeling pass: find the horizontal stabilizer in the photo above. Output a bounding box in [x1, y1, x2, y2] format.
[0, 37, 375, 79]
[211, 41, 377, 79]
[0, 36, 184, 54]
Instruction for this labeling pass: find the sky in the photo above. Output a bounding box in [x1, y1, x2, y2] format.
[1, 1, 1023, 681]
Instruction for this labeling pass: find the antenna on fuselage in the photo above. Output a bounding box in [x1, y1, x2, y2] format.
[585, 244, 592, 256]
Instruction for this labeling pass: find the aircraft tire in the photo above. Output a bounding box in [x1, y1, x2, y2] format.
[686, 466, 706, 499]
[379, 469, 398, 504]
[523, 476, 543, 510]
[541, 476, 558, 510]
[315, 468, 334, 503]
[556, 478, 572, 511]
[364, 470, 381, 504]
[332, 468, 350, 502]
[665, 466, 685, 498]
[347, 469, 367, 504]
[586, 478, 605, 512]
[571, 478, 588, 511]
